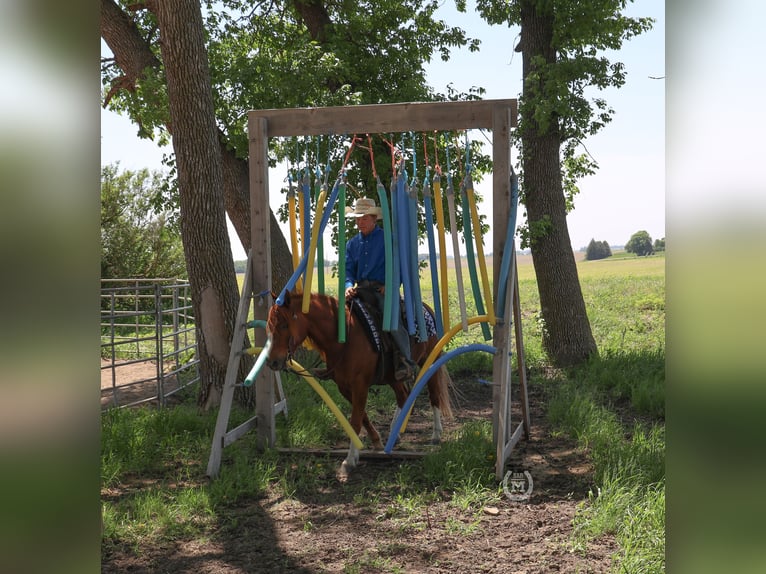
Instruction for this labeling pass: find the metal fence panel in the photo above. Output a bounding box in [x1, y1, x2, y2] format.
[100, 279, 200, 408]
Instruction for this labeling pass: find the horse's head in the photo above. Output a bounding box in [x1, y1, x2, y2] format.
[266, 290, 308, 371]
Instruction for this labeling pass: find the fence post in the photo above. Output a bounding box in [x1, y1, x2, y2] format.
[155, 283, 165, 407]
[172, 284, 180, 372]
[134, 279, 140, 358]
[109, 290, 118, 406]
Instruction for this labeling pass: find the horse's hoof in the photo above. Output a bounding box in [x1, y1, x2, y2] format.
[371, 440, 384, 451]
[337, 461, 353, 482]
[430, 437, 441, 445]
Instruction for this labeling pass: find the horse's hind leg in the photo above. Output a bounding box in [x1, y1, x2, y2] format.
[427, 376, 444, 445]
[336, 385, 382, 450]
[430, 404, 443, 445]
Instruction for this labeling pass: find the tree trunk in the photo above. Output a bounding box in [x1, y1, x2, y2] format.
[102, 0, 293, 406]
[219, 145, 293, 289]
[153, 0, 254, 407]
[101, 0, 292, 292]
[519, 0, 598, 367]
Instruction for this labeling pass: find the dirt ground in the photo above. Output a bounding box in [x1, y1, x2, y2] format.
[101, 358, 185, 409]
[102, 370, 617, 573]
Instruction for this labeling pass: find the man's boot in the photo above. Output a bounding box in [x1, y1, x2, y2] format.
[395, 357, 418, 385]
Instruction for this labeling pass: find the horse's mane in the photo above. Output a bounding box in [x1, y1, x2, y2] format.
[267, 291, 343, 344]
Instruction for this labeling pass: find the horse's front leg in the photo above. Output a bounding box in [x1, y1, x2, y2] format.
[339, 387, 372, 479]
[362, 413, 383, 450]
[339, 440, 360, 481]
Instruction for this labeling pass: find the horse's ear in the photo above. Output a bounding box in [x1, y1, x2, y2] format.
[282, 290, 290, 305]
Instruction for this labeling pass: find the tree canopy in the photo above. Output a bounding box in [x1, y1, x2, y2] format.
[102, 0, 479, 162]
[626, 230, 654, 256]
[475, 0, 653, 232]
[102, 0, 491, 256]
[101, 0, 655, 375]
[100, 0, 488, 403]
[470, 0, 653, 366]
[100, 163, 186, 279]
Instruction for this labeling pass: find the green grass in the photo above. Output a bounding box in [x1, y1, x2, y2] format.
[101, 404, 277, 549]
[106, 254, 664, 572]
[548, 258, 665, 573]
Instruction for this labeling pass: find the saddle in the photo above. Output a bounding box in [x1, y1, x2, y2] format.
[348, 287, 391, 355]
[346, 288, 437, 384]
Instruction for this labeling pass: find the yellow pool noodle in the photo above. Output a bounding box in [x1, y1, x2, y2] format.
[287, 358, 364, 450]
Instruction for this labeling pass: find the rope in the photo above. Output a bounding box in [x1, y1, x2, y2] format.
[302, 186, 328, 313]
[445, 141, 469, 331]
[314, 156, 326, 294]
[287, 164, 301, 279]
[276, 176, 342, 306]
[495, 166, 520, 320]
[367, 135, 395, 332]
[407, 134, 427, 340]
[383, 136, 401, 331]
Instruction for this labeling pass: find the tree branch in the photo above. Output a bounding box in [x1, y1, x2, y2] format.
[290, 0, 332, 42]
[100, 0, 160, 98]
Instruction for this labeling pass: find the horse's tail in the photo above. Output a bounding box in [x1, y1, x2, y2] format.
[436, 365, 454, 420]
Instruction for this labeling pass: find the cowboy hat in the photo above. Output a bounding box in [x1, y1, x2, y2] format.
[345, 197, 382, 219]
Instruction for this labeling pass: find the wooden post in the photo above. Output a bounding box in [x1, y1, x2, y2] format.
[513, 266, 531, 438]
[206, 255, 254, 477]
[249, 115, 276, 449]
[491, 104, 512, 479]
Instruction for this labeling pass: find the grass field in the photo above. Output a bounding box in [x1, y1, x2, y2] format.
[103, 251, 665, 573]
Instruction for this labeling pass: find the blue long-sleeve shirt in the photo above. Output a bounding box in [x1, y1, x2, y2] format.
[345, 226, 386, 289]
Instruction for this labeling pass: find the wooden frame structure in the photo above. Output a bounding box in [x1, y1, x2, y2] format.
[207, 99, 530, 480]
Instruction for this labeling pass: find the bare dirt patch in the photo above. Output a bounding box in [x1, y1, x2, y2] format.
[102, 376, 615, 573]
[101, 358, 183, 409]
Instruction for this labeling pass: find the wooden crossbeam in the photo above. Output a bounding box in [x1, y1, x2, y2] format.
[248, 99, 517, 137]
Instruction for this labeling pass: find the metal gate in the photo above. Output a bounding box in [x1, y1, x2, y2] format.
[100, 279, 200, 408]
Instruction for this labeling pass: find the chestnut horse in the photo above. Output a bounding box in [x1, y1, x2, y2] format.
[266, 290, 452, 476]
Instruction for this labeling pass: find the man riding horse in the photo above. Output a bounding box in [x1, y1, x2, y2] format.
[343, 197, 419, 384]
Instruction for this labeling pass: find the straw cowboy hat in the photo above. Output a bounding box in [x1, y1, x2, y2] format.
[345, 197, 382, 219]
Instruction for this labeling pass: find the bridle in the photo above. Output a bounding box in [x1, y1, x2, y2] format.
[267, 301, 343, 380]
[267, 306, 300, 364]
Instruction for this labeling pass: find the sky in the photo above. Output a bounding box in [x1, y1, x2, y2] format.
[100, 0, 666, 260]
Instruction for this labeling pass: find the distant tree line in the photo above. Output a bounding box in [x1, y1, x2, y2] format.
[583, 230, 664, 261]
[585, 239, 612, 261]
